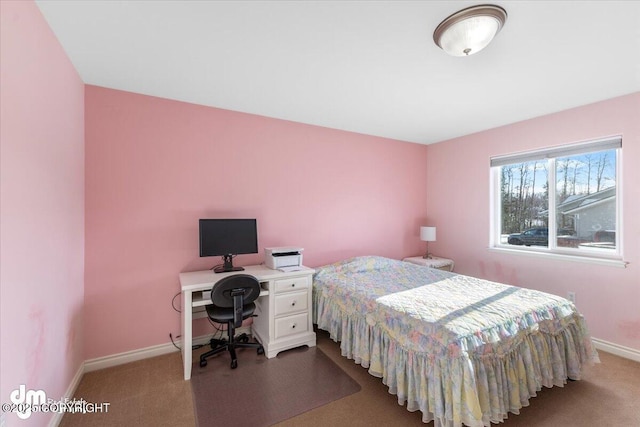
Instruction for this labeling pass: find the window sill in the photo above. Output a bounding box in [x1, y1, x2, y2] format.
[488, 246, 628, 268]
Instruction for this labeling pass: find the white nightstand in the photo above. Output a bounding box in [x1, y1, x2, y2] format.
[402, 256, 454, 272]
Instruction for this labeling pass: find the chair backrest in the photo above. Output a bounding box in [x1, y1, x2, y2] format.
[210, 274, 260, 308]
[211, 274, 260, 328]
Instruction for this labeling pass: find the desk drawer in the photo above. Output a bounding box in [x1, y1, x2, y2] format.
[274, 312, 309, 339]
[274, 291, 308, 316]
[274, 277, 309, 293]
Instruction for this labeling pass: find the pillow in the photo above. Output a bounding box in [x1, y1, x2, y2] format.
[314, 256, 398, 279]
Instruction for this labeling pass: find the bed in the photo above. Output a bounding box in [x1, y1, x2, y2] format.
[312, 256, 599, 427]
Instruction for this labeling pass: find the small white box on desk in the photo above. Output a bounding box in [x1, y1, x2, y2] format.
[265, 247, 303, 270]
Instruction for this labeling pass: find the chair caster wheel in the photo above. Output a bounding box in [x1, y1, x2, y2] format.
[257, 346, 265, 355]
[199, 359, 207, 368]
[231, 360, 238, 369]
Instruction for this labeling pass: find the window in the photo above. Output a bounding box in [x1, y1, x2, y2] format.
[490, 137, 622, 262]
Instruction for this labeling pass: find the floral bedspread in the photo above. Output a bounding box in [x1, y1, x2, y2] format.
[312, 256, 599, 427]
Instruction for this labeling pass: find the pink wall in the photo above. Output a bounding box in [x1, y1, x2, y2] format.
[0, 1, 85, 426]
[426, 93, 640, 352]
[84, 86, 428, 359]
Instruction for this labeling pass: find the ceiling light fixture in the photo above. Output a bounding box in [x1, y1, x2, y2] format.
[433, 4, 507, 57]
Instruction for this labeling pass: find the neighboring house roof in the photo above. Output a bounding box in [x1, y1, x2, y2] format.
[540, 186, 616, 216]
[558, 186, 616, 215]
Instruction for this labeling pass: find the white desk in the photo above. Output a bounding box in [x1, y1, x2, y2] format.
[179, 265, 316, 380]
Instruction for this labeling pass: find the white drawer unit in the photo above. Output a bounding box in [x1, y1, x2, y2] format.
[274, 290, 308, 316]
[274, 312, 309, 339]
[273, 277, 309, 293]
[251, 269, 316, 358]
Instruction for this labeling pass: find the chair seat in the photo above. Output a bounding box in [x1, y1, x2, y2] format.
[206, 301, 256, 323]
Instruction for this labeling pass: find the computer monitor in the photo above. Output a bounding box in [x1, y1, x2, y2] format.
[199, 219, 258, 273]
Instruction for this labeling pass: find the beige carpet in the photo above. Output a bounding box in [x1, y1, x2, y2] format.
[60, 330, 640, 426]
[191, 344, 360, 426]
[59, 347, 195, 427]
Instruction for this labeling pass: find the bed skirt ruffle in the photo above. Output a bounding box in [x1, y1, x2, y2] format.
[313, 289, 599, 427]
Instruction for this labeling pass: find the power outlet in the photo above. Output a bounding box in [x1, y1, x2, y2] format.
[567, 291, 576, 304]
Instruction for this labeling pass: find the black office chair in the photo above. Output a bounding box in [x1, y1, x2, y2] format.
[199, 274, 265, 369]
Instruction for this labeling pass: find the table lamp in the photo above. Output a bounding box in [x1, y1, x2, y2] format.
[420, 226, 436, 259]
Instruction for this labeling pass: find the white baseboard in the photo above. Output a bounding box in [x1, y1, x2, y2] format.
[48, 363, 84, 427]
[84, 327, 252, 373]
[592, 337, 640, 362]
[84, 340, 180, 373]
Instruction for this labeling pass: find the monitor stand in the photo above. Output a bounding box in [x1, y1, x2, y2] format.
[213, 254, 245, 273]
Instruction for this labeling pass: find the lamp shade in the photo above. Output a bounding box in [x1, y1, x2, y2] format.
[433, 5, 507, 57]
[420, 226, 436, 242]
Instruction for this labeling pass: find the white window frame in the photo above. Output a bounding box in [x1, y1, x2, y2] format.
[489, 136, 626, 267]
